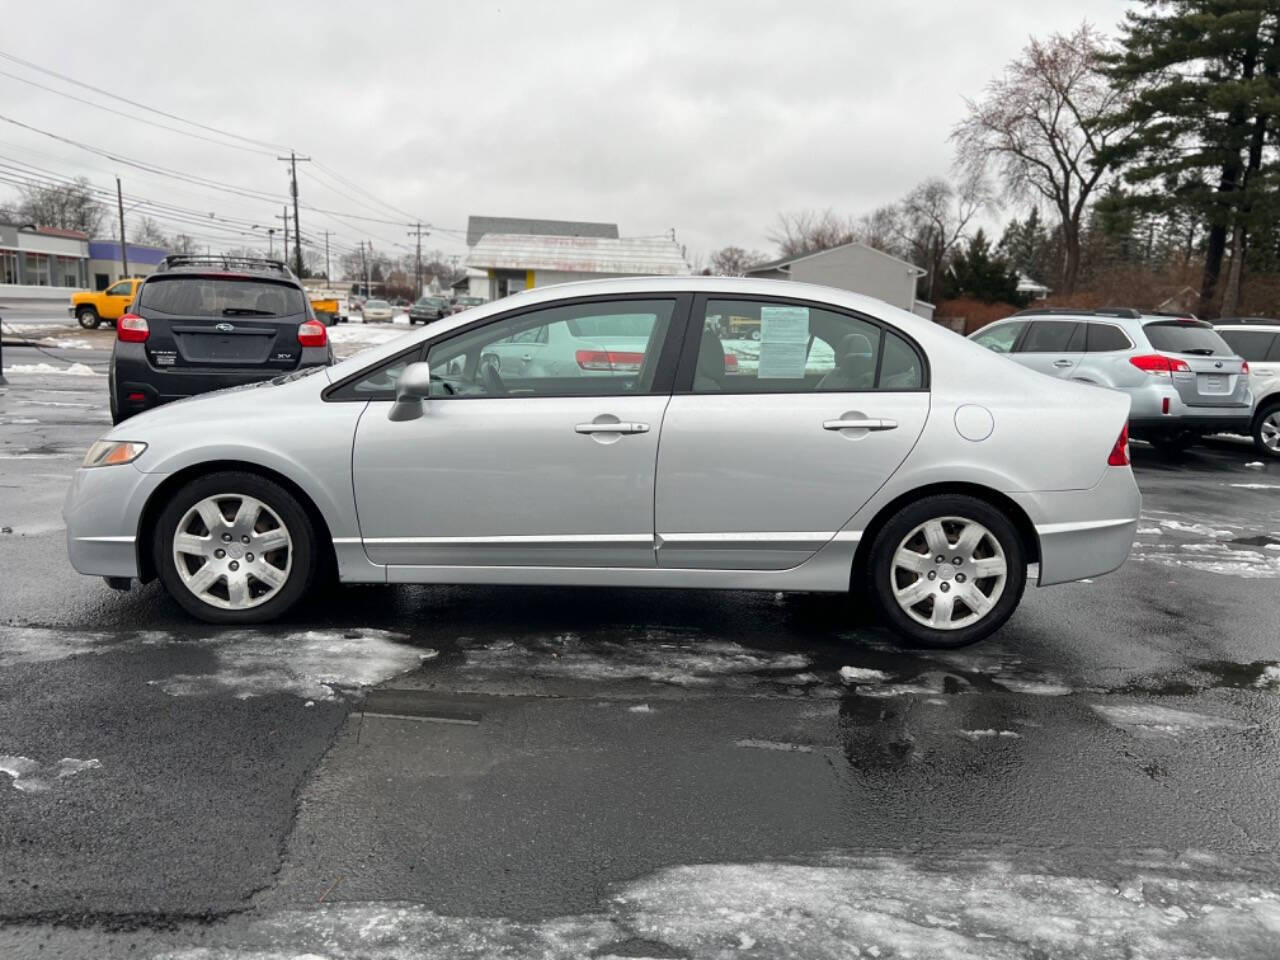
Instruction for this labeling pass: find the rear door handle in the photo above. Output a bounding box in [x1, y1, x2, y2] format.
[823, 418, 897, 431]
[575, 421, 650, 435]
[1052, 359, 1073, 368]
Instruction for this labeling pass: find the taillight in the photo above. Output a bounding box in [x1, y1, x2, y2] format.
[297, 319, 327, 347]
[1242, 360, 1250, 374]
[1107, 423, 1130, 467]
[117, 313, 148, 342]
[575, 349, 644, 372]
[1129, 354, 1190, 376]
[724, 353, 739, 373]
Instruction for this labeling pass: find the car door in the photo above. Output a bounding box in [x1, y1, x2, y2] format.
[1013, 319, 1084, 379]
[103, 279, 136, 319]
[654, 295, 930, 570]
[349, 295, 687, 569]
[1218, 327, 1280, 402]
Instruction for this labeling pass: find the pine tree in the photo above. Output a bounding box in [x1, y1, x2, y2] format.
[945, 229, 1026, 305]
[1101, 1, 1280, 316]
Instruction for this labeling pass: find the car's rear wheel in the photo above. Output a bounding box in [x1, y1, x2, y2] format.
[866, 495, 1026, 648]
[1253, 403, 1280, 459]
[153, 472, 316, 623]
[76, 307, 100, 329]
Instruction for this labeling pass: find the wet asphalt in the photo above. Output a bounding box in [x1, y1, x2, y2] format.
[2, 319, 1280, 958]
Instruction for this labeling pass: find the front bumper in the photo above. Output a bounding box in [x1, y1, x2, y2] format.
[63, 463, 168, 578]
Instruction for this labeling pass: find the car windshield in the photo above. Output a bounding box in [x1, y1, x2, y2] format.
[365, 299, 389, 309]
[138, 277, 306, 317]
[1144, 320, 1233, 356]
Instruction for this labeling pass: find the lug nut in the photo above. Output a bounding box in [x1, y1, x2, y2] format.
[952, 557, 962, 565]
[939, 582, 950, 593]
[242, 535, 250, 544]
[935, 555, 944, 563]
[228, 560, 239, 571]
[956, 573, 966, 583]
[246, 553, 254, 562]
[221, 533, 232, 542]
[214, 549, 225, 559]
[927, 571, 937, 580]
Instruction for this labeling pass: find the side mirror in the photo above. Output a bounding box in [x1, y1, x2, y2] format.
[388, 361, 432, 422]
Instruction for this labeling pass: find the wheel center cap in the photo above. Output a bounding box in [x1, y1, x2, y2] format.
[938, 564, 956, 581]
[225, 543, 244, 560]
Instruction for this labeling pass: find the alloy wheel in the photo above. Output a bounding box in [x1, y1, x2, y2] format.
[171, 494, 292, 610]
[890, 516, 1007, 630]
[1261, 412, 1280, 454]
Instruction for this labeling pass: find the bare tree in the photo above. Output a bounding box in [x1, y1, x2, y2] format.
[12, 177, 106, 236]
[766, 209, 858, 257]
[709, 245, 769, 276]
[132, 216, 169, 248]
[854, 204, 907, 258]
[953, 23, 1135, 294]
[897, 176, 991, 302]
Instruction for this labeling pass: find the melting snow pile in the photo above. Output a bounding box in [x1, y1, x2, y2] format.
[0, 756, 100, 793]
[1093, 704, 1254, 737]
[151, 628, 433, 700]
[2, 362, 101, 376]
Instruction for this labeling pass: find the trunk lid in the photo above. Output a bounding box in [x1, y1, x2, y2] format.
[136, 275, 310, 372]
[1143, 319, 1251, 408]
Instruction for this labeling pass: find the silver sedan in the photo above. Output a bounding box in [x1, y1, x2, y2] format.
[64, 277, 1140, 648]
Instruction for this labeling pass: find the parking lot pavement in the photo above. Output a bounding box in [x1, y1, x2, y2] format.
[3, 367, 1280, 958]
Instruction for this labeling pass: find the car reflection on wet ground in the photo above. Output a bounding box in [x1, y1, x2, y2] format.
[3, 365, 1280, 958]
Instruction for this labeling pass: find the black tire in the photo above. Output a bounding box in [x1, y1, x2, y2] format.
[153, 471, 317, 624]
[1149, 432, 1197, 456]
[866, 494, 1027, 649]
[76, 306, 100, 329]
[108, 366, 124, 425]
[1252, 402, 1280, 459]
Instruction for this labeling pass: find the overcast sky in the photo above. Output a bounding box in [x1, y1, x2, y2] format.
[2, 0, 1131, 268]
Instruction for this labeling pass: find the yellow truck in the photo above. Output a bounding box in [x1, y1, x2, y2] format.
[69, 277, 144, 330]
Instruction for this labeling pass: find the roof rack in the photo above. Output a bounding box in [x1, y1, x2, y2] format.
[156, 254, 295, 277]
[1010, 306, 1143, 320]
[1215, 316, 1279, 326]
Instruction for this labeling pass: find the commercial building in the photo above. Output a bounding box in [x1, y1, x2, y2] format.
[0, 222, 89, 296]
[87, 241, 168, 289]
[744, 242, 935, 321]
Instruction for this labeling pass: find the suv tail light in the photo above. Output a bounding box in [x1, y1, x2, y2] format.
[724, 353, 738, 373]
[576, 349, 644, 372]
[117, 313, 149, 343]
[297, 320, 327, 347]
[1242, 360, 1250, 374]
[1129, 354, 1190, 376]
[1107, 423, 1130, 467]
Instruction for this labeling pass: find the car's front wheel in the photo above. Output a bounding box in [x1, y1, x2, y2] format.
[76, 307, 100, 329]
[1253, 403, 1280, 459]
[153, 472, 316, 623]
[866, 494, 1026, 648]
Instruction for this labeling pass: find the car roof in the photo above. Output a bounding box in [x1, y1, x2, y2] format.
[152, 254, 299, 284]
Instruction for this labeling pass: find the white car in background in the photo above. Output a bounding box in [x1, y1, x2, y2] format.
[1215, 319, 1280, 457]
[362, 299, 394, 324]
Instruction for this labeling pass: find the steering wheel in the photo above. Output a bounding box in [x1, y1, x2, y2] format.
[480, 357, 508, 396]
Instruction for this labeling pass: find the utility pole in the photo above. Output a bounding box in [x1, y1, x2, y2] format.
[276, 208, 290, 269]
[359, 240, 369, 298]
[267, 227, 275, 257]
[116, 177, 129, 278]
[277, 151, 311, 277]
[322, 230, 332, 280]
[407, 223, 427, 298]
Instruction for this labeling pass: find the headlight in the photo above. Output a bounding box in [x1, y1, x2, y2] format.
[82, 440, 148, 468]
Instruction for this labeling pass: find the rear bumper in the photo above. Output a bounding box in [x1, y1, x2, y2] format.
[1130, 414, 1252, 433]
[112, 343, 331, 415]
[1008, 467, 1142, 587]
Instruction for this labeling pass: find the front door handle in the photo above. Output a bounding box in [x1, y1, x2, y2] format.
[823, 418, 897, 431]
[1052, 359, 1073, 368]
[575, 421, 650, 435]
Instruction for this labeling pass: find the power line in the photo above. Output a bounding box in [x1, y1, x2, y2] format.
[0, 48, 292, 152]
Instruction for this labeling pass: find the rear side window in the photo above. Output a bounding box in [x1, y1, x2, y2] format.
[1016, 321, 1083, 353]
[1218, 329, 1277, 362]
[139, 278, 306, 318]
[1085, 323, 1131, 352]
[1143, 320, 1231, 356]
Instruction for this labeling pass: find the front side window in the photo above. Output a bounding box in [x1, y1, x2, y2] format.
[1218, 329, 1276, 363]
[106, 280, 132, 296]
[971, 321, 1024, 354]
[692, 299, 923, 393]
[425, 298, 674, 398]
[1016, 320, 1083, 353]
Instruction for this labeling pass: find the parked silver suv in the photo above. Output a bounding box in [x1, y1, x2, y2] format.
[970, 308, 1252, 452]
[1215, 318, 1280, 457]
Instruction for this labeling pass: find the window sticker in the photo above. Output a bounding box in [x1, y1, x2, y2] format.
[758, 305, 810, 378]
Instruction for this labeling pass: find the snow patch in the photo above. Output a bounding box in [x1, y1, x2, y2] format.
[0, 755, 100, 793]
[2, 362, 102, 376]
[959, 729, 1021, 740]
[1230, 483, 1280, 490]
[1093, 704, 1254, 737]
[1254, 666, 1280, 689]
[0, 626, 126, 666]
[1245, 461, 1265, 469]
[840, 665, 891, 684]
[993, 679, 1073, 696]
[150, 629, 431, 701]
[734, 739, 814, 752]
[627, 703, 652, 713]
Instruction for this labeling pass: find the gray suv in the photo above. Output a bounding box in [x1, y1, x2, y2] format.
[970, 308, 1252, 451]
